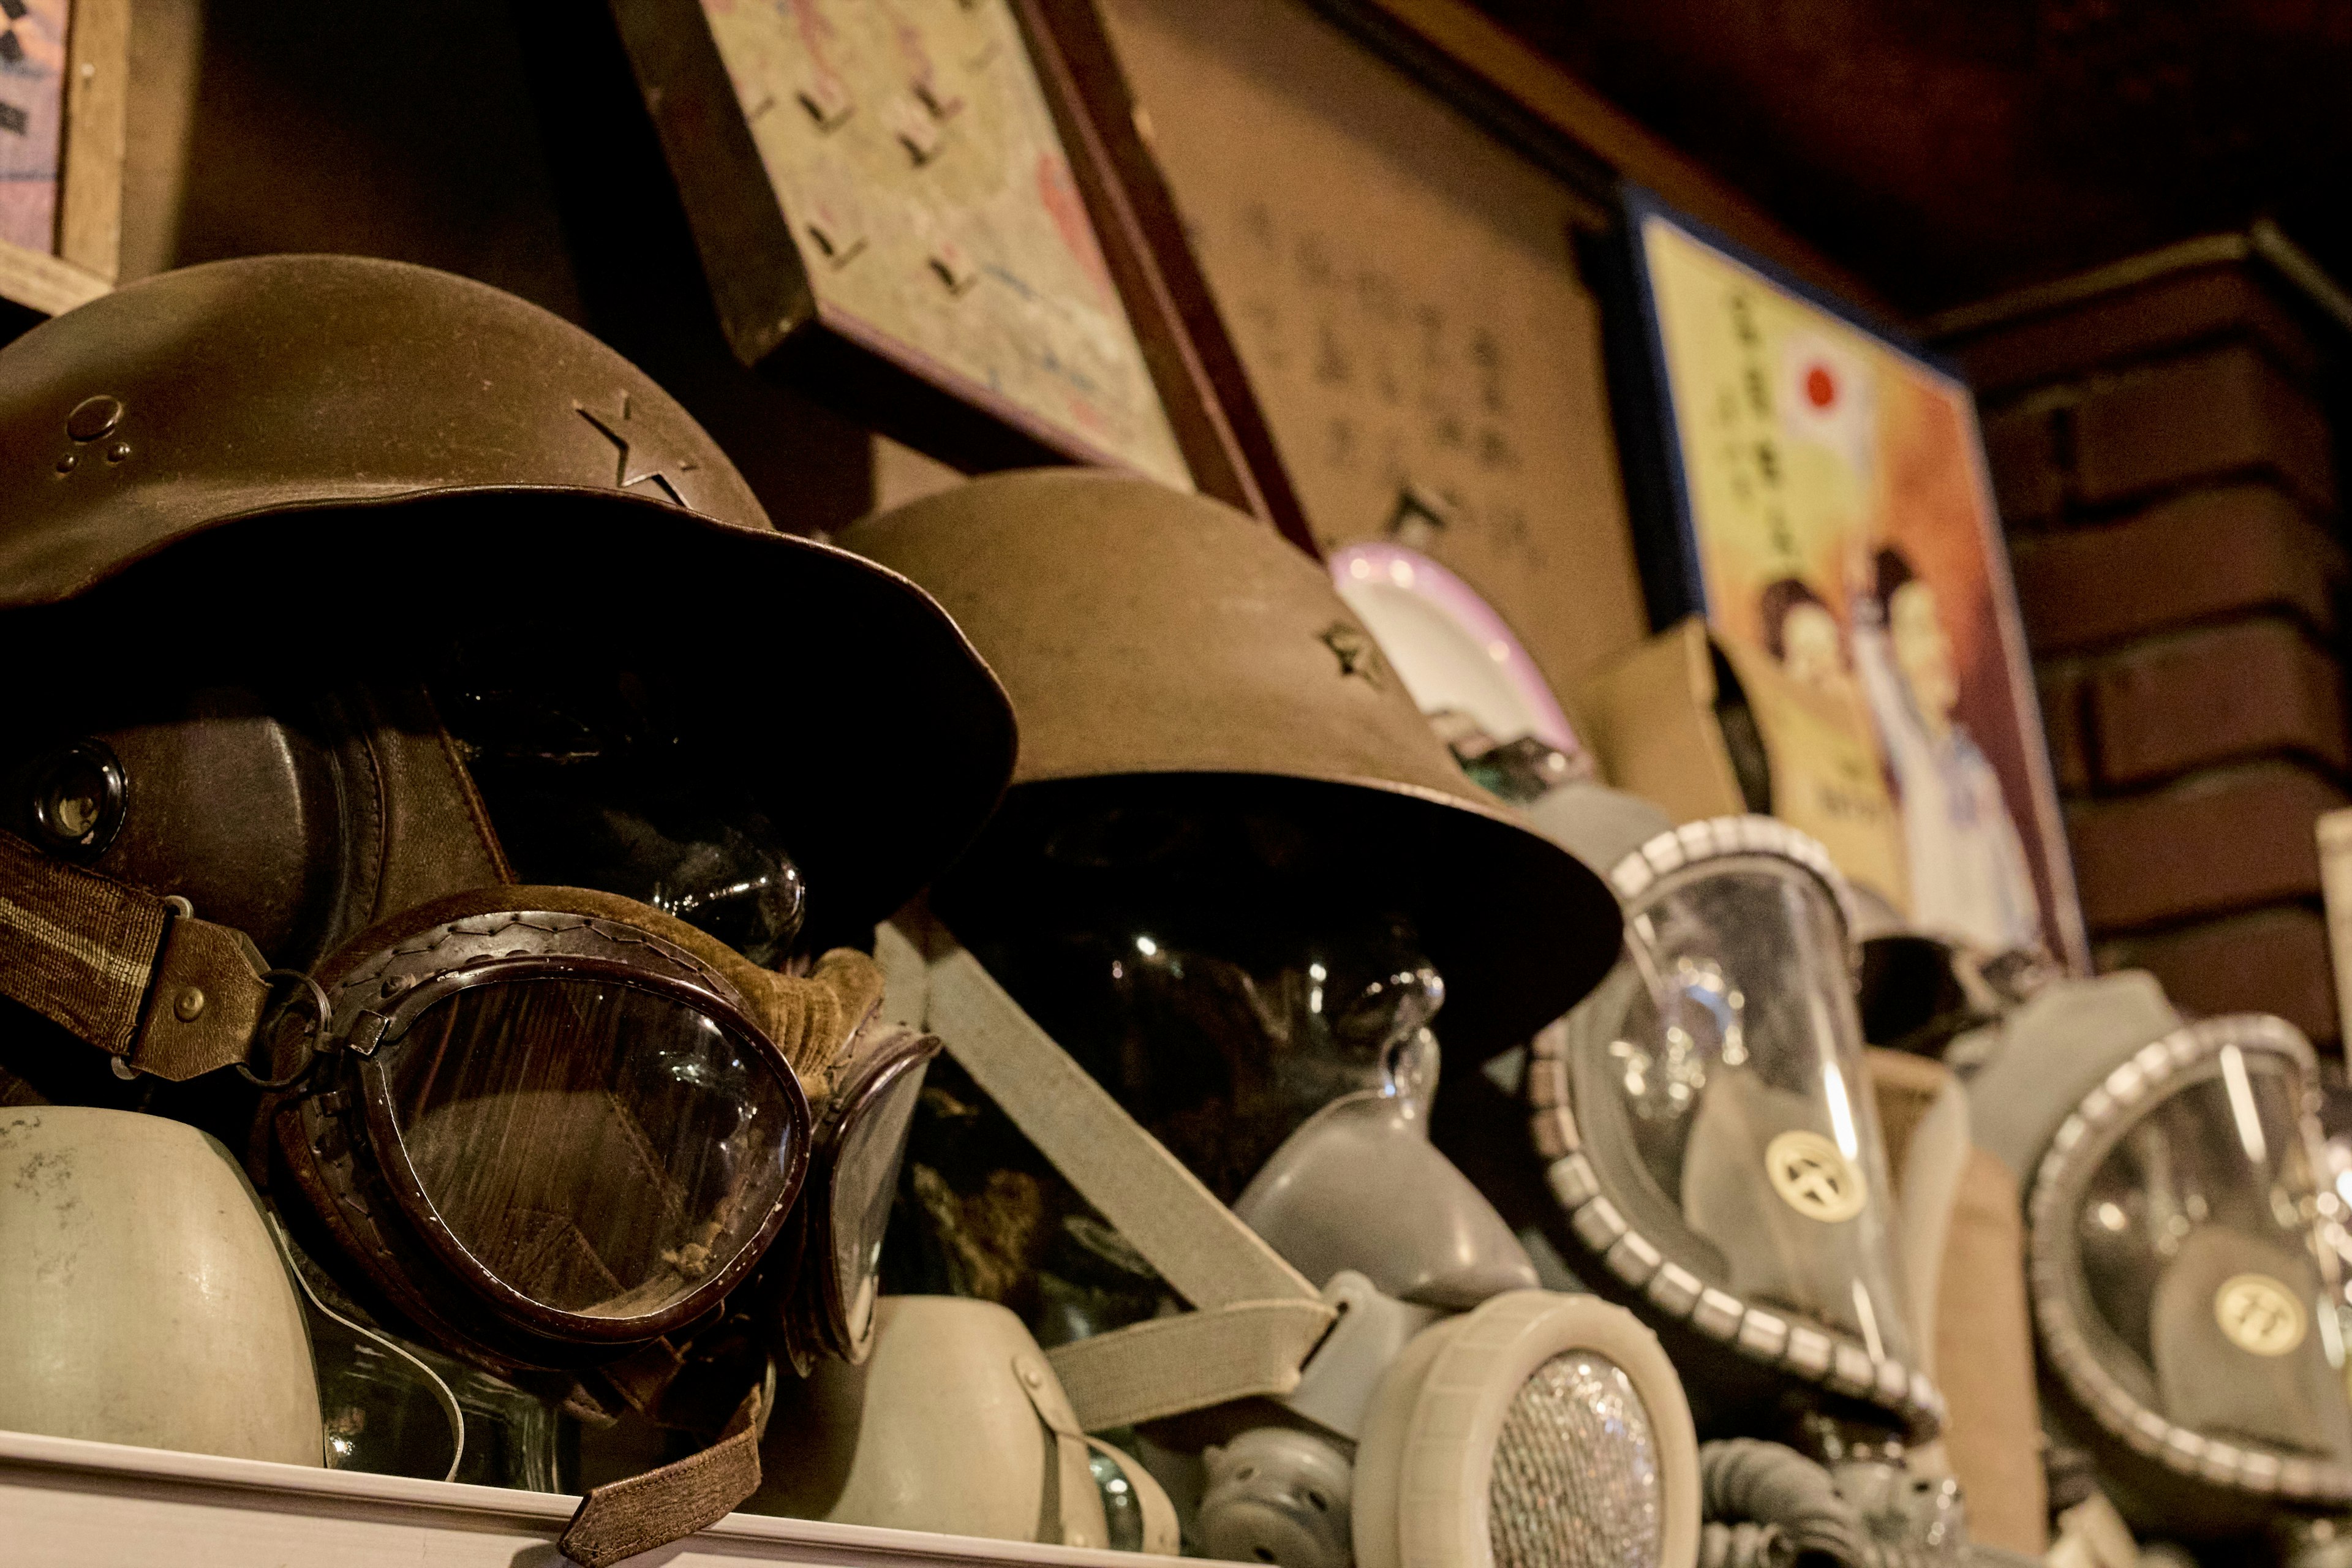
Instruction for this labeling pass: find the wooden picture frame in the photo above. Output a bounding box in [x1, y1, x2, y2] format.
[1596, 186, 2088, 968]
[601, 0, 1308, 549]
[0, 0, 126, 318]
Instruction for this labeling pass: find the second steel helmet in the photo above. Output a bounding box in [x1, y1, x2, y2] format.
[837, 469, 1618, 1057]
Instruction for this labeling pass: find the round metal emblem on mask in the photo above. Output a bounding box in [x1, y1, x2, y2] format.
[2214, 1274, 2307, 1358]
[1765, 1130, 1867, 1224]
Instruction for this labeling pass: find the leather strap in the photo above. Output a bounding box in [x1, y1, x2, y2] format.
[0, 827, 273, 1080]
[559, 1381, 768, 1568]
[884, 918, 1338, 1432]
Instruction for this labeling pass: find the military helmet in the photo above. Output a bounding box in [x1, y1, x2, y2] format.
[0, 254, 1013, 941]
[838, 469, 1618, 1054]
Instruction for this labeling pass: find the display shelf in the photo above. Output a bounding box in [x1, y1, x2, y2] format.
[0, 1428, 1142, 1568]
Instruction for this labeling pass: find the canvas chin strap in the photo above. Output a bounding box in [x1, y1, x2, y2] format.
[0, 826, 288, 1082]
[877, 914, 1338, 1433]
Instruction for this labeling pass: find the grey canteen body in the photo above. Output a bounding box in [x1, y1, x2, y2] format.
[0, 1106, 322, 1465]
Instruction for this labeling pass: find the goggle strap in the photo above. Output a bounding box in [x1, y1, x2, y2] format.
[0, 826, 273, 1080]
[560, 1375, 768, 1568]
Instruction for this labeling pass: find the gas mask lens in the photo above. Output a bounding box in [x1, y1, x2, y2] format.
[2034, 1016, 2352, 1493]
[375, 971, 807, 1327]
[1536, 819, 1938, 1433]
[1608, 850, 1910, 1363]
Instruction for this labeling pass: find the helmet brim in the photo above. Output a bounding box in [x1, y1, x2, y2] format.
[933, 769, 1621, 1059]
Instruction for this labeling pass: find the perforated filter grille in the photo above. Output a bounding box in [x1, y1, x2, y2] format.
[1488, 1351, 1663, 1568]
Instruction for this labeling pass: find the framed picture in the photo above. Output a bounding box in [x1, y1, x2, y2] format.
[600, 0, 1307, 546]
[0, 0, 126, 318]
[1602, 187, 2087, 969]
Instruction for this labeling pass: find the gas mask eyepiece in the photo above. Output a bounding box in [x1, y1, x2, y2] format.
[2021, 1013, 2352, 1529]
[1528, 816, 1942, 1439]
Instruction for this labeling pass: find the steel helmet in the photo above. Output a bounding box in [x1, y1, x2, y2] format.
[0, 253, 1012, 944]
[837, 469, 1617, 1059]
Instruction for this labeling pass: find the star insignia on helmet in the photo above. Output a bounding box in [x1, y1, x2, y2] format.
[576, 393, 699, 507]
[1319, 622, 1388, 690]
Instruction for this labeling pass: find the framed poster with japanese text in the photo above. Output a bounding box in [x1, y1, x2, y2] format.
[1607, 189, 2086, 969]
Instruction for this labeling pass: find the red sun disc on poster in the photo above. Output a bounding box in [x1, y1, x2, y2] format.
[1804, 363, 1838, 410]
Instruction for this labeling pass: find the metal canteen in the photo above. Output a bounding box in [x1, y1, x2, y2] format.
[0, 1105, 322, 1466]
[745, 1295, 1179, 1552]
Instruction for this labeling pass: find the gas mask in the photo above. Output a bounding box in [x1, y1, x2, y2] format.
[1514, 810, 1943, 1445]
[0, 255, 1015, 1567]
[877, 909, 1705, 1568]
[1323, 526, 1969, 1556]
[1966, 976, 2352, 1549]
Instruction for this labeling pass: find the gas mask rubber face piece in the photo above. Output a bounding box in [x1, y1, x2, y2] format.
[2024, 1014, 2352, 1536]
[0, 661, 921, 1393]
[1529, 816, 1942, 1441]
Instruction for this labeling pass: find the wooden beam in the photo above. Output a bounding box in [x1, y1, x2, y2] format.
[59, 0, 132, 284]
[0, 239, 110, 318]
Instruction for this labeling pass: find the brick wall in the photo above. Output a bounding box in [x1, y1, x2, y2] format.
[1945, 263, 2350, 1047]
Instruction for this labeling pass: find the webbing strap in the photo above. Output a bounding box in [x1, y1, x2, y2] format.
[0, 828, 271, 1080]
[559, 1381, 767, 1568]
[0, 827, 165, 1055]
[1046, 1298, 1339, 1431]
[883, 919, 1336, 1431]
[918, 938, 1321, 1310]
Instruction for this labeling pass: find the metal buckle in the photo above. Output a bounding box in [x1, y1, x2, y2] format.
[237, 968, 332, 1090]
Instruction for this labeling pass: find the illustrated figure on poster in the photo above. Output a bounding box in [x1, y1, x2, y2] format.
[1758, 576, 1857, 707]
[1851, 544, 2040, 954]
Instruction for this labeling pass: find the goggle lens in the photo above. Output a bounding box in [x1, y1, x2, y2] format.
[379, 976, 803, 1323]
[827, 1057, 930, 1346]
